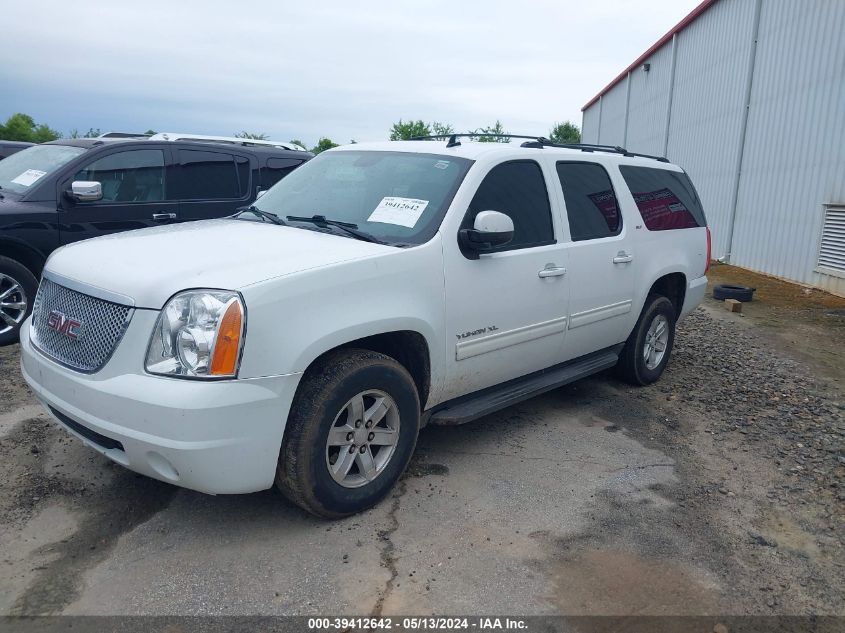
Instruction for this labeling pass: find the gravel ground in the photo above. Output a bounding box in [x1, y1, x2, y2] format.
[0, 296, 843, 617]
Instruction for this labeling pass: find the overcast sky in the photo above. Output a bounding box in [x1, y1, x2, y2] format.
[1, 0, 701, 146]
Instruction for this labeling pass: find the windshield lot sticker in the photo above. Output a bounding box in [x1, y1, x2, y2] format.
[368, 197, 429, 228]
[11, 169, 47, 187]
[434, 160, 450, 169]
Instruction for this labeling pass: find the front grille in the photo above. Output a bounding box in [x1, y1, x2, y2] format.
[30, 278, 133, 373]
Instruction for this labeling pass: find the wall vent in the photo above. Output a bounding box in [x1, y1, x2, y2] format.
[817, 205, 845, 274]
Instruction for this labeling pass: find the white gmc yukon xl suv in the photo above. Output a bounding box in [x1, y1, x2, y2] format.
[20, 137, 710, 517]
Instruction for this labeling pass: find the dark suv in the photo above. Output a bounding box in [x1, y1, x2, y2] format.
[0, 134, 312, 344]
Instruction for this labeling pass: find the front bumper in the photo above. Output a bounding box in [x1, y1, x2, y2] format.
[20, 314, 302, 494]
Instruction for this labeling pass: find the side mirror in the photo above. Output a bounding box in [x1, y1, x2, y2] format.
[459, 210, 514, 259]
[66, 181, 102, 202]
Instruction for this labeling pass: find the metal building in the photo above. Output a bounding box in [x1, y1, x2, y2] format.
[581, 0, 845, 296]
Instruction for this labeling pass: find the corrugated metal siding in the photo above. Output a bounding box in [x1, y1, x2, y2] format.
[729, 0, 845, 292]
[579, 0, 845, 296]
[625, 42, 674, 156]
[581, 104, 601, 145]
[665, 0, 756, 260]
[596, 80, 627, 144]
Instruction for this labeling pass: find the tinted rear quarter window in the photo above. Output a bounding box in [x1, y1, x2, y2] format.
[177, 149, 242, 200]
[619, 166, 706, 230]
[261, 157, 304, 190]
[464, 160, 554, 251]
[556, 162, 621, 241]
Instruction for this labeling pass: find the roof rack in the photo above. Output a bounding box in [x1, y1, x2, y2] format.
[148, 133, 307, 152]
[98, 132, 153, 139]
[408, 133, 669, 162]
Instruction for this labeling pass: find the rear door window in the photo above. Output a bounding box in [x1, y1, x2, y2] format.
[556, 162, 621, 241]
[176, 149, 246, 200]
[619, 166, 706, 230]
[261, 157, 304, 190]
[463, 160, 554, 251]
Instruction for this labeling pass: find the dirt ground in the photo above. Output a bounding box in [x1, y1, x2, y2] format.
[0, 267, 843, 620]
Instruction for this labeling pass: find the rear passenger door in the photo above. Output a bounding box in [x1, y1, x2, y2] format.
[556, 161, 636, 360]
[174, 148, 255, 221]
[58, 145, 177, 245]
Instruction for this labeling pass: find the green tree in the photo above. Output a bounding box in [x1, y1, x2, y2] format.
[235, 131, 269, 140]
[289, 139, 305, 149]
[144, 129, 157, 135]
[389, 119, 431, 140]
[0, 113, 60, 142]
[431, 122, 454, 137]
[548, 121, 581, 144]
[473, 120, 509, 143]
[311, 137, 338, 154]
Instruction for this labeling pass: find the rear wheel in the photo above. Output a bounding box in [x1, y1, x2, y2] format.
[616, 294, 676, 385]
[275, 349, 420, 518]
[0, 256, 38, 346]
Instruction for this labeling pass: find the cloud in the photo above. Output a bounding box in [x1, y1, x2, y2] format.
[0, 0, 701, 145]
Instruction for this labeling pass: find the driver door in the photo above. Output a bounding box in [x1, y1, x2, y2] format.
[58, 145, 177, 245]
[441, 159, 570, 401]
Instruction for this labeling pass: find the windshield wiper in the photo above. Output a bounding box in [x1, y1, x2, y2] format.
[233, 206, 286, 226]
[286, 215, 387, 245]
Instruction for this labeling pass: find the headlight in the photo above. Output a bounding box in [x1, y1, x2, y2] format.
[145, 290, 245, 379]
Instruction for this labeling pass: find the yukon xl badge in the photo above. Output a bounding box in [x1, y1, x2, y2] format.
[456, 325, 499, 340]
[46, 310, 83, 340]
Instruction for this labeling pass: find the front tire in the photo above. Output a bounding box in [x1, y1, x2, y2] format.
[616, 294, 676, 386]
[0, 256, 38, 346]
[275, 349, 420, 518]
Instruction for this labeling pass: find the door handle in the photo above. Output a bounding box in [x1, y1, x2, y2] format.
[612, 252, 633, 264]
[152, 212, 177, 222]
[538, 265, 567, 278]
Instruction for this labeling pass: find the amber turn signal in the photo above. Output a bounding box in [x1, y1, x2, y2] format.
[210, 299, 243, 376]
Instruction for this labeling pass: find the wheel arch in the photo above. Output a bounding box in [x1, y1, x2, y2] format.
[646, 271, 687, 318]
[0, 238, 47, 278]
[298, 328, 432, 410]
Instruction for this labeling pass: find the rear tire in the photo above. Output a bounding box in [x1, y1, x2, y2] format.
[0, 256, 38, 346]
[275, 349, 420, 518]
[616, 294, 676, 386]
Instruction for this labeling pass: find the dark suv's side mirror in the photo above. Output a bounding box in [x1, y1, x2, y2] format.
[65, 181, 103, 203]
[459, 210, 515, 259]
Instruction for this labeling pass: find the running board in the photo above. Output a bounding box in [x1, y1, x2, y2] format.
[427, 347, 621, 426]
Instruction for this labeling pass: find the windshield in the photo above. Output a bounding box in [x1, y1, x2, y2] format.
[253, 150, 472, 245]
[0, 144, 86, 195]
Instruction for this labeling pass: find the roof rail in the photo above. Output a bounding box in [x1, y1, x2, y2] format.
[407, 134, 669, 162]
[98, 132, 153, 139]
[148, 133, 307, 152]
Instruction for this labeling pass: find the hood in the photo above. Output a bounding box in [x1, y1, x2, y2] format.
[45, 219, 393, 308]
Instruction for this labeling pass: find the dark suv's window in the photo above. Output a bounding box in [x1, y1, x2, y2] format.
[261, 157, 304, 190]
[463, 160, 554, 251]
[176, 149, 249, 200]
[619, 166, 706, 230]
[556, 162, 621, 241]
[74, 149, 166, 202]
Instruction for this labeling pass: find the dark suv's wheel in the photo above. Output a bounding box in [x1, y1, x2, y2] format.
[0, 256, 38, 346]
[275, 349, 420, 518]
[616, 294, 676, 386]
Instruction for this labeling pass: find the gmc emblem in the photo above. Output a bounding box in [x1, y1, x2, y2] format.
[46, 310, 83, 340]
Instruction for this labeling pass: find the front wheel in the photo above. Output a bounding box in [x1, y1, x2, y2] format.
[0, 256, 38, 346]
[275, 349, 420, 518]
[616, 294, 676, 385]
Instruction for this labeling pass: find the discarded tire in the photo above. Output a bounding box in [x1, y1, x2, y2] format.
[713, 284, 755, 302]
